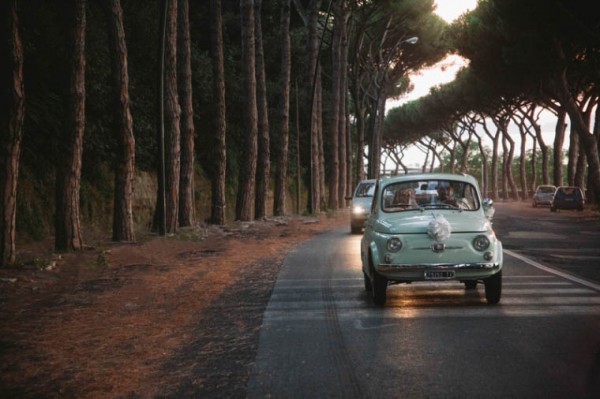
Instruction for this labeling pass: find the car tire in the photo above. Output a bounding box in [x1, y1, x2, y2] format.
[363, 271, 372, 292]
[464, 280, 478, 290]
[532, 201, 537, 208]
[550, 207, 556, 212]
[484, 271, 502, 305]
[351, 224, 361, 234]
[372, 271, 387, 306]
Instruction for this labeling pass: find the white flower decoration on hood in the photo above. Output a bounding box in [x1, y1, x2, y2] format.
[427, 214, 452, 242]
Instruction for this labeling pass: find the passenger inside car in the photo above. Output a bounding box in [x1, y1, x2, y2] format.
[391, 188, 418, 210]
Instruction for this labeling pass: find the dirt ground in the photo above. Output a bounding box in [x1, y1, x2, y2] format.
[0, 211, 349, 398]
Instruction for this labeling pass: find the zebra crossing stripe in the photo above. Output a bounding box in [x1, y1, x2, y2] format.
[504, 249, 600, 292]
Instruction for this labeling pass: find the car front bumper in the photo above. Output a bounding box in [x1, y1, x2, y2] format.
[377, 262, 501, 281]
[351, 213, 369, 226]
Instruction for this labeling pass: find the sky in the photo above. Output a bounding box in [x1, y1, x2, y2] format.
[382, 0, 478, 168]
[387, 0, 478, 108]
[383, 0, 560, 170]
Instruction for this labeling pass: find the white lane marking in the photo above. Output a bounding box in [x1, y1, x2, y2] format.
[504, 249, 600, 292]
[262, 305, 600, 324]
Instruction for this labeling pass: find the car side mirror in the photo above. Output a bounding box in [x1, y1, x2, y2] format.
[482, 198, 495, 220]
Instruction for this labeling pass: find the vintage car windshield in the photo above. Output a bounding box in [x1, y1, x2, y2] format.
[381, 179, 480, 212]
[355, 182, 375, 197]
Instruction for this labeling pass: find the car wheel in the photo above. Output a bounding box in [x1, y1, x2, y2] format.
[550, 206, 556, 212]
[464, 280, 478, 290]
[372, 272, 387, 306]
[351, 224, 361, 234]
[363, 271, 372, 292]
[484, 271, 502, 305]
[532, 201, 537, 208]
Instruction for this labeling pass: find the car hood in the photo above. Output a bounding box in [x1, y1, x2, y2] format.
[373, 211, 491, 234]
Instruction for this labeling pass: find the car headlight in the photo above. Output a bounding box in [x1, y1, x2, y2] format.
[352, 205, 366, 214]
[473, 235, 490, 251]
[386, 237, 403, 252]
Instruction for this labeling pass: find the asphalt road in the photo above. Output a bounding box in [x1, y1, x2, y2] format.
[247, 203, 600, 398]
[492, 202, 600, 283]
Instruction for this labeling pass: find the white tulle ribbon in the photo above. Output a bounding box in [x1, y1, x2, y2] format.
[427, 214, 452, 241]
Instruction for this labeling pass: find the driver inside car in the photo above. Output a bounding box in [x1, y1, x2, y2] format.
[437, 185, 459, 207]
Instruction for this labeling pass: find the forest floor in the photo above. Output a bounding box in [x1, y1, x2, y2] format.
[0, 210, 349, 398]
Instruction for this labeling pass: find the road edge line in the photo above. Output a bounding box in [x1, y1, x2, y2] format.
[504, 249, 600, 292]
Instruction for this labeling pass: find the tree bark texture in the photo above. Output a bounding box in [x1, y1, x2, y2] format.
[209, 0, 227, 224]
[177, 0, 195, 228]
[106, 0, 135, 242]
[163, 0, 181, 232]
[482, 121, 500, 201]
[307, 0, 321, 214]
[55, 0, 86, 252]
[336, 1, 349, 207]
[236, 0, 258, 221]
[327, 7, 341, 211]
[1, 0, 25, 266]
[369, 90, 387, 179]
[355, 104, 366, 182]
[519, 130, 528, 199]
[273, 0, 291, 217]
[558, 68, 600, 202]
[553, 109, 567, 186]
[254, 0, 270, 219]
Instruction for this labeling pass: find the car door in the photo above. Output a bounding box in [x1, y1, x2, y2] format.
[361, 180, 380, 270]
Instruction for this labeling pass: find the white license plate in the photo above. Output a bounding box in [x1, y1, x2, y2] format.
[424, 270, 455, 280]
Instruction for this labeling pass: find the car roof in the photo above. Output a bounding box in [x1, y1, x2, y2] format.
[556, 186, 582, 190]
[380, 173, 478, 186]
[357, 179, 376, 184]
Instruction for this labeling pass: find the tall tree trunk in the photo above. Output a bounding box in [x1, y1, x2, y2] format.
[474, 133, 488, 198]
[164, 0, 180, 232]
[503, 131, 520, 200]
[501, 135, 509, 200]
[556, 63, 600, 203]
[1, 0, 25, 266]
[254, 0, 270, 219]
[177, 0, 195, 227]
[482, 119, 500, 200]
[530, 133, 538, 192]
[355, 105, 366, 182]
[106, 0, 135, 242]
[307, 0, 321, 214]
[519, 130, 528, 199]
[317, 74, 326, 210]
[209, 0, 227, 224]
[55, 0, 86, 251]
[369, 88, 387, 179]
[236, 0, 258, 221]
[345, 101, 353, 200]
[533, 122, 549, 185]
[553, 109, 567, 186]
[575, 152, 587, 189]
[328, 8, 341, 211]
[273, 0, 291, 216]
[567, 124, 578, 186]
[336, 1, 349, 207]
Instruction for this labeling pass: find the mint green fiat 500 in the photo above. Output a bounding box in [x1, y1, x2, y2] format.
[361, 173, 503, 306]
